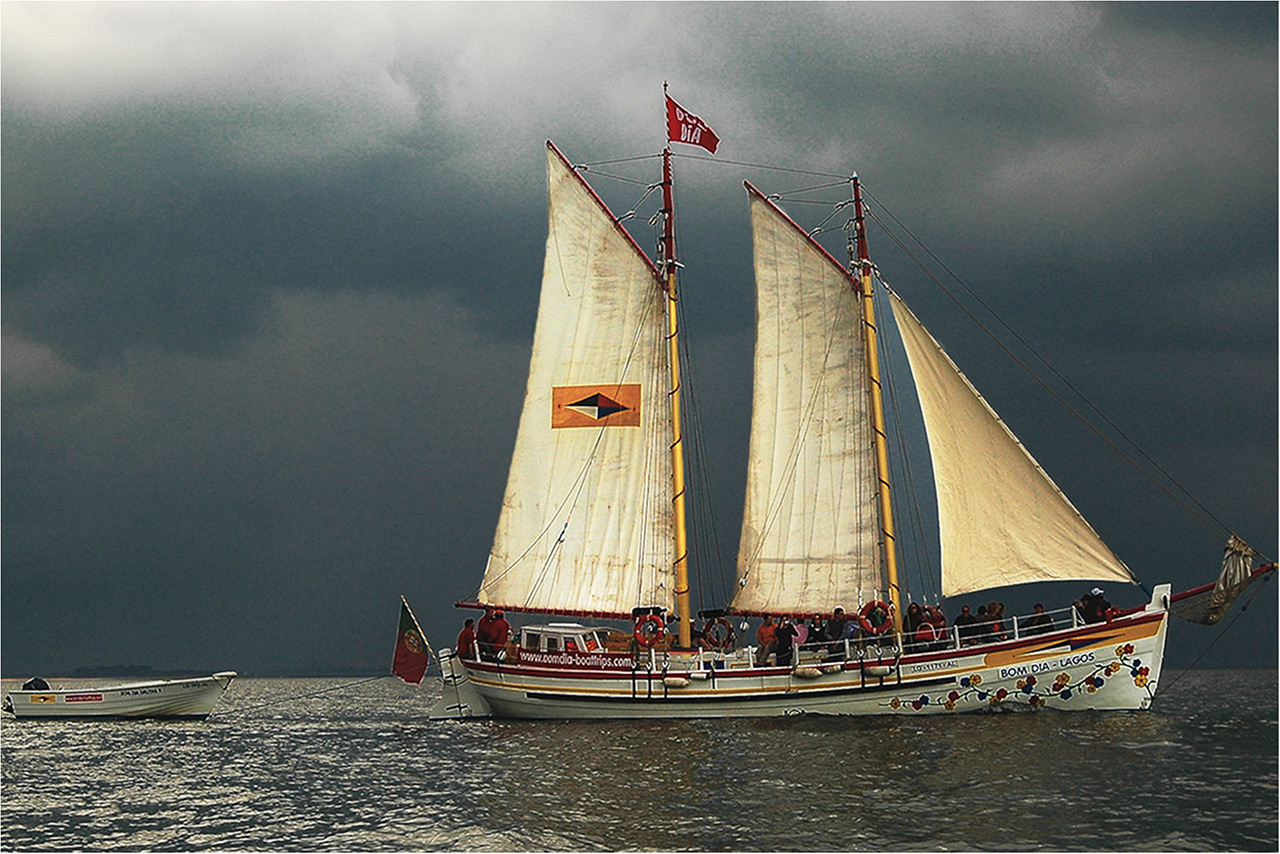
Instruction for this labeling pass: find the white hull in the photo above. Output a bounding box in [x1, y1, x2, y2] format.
[3, 672, 237, 720]
[433, 592, 1169, 721]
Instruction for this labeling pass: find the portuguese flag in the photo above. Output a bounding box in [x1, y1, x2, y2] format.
[392, 596, 430, 685]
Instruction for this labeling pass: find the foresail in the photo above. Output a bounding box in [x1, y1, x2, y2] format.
[887, 290, 1134, 597]
[732, 190, 883, 614]
[478, 145, 675, 616]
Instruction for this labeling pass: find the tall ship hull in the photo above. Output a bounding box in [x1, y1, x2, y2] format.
[432, 592, 1168, 720]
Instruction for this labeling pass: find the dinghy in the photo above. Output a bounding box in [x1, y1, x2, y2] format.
[3, 672, 237, 720]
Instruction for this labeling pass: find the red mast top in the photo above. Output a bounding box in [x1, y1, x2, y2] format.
[659, 83, 677, 286]
[851, 174, 871, 275]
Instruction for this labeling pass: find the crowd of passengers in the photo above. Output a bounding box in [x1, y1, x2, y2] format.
[752, 587, 1116, 660]
[456, 589, 1116, 664]
[900, 587, 1114, 651]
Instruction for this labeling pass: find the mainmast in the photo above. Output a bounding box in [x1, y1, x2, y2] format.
[660, 85, 693, 649]
[850, 176, 904, 633]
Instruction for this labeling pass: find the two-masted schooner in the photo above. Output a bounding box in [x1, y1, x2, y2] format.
[429, 95, 1273, 720]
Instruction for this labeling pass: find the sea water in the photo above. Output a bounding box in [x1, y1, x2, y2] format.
[1, 669, 1275, 851]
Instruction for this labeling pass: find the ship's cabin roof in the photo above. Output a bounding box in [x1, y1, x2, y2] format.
[519, 624, 611, 654]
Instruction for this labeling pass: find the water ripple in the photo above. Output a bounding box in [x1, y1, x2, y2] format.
[1, 671, 1275, 851]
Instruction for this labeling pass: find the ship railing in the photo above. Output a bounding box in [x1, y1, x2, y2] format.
[733, 603, 1097, 667]
[900, 603, 1084, 653]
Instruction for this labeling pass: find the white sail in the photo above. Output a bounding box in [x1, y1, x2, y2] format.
[732, 190, 883, 614]
[887, 290, 1134, 597]
[478, 146, 675, 616]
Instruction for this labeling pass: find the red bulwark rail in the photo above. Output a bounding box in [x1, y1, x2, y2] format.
[744, 180, 861, 288]
[455, 600, 637, 621]
[546, 140, 663, 284]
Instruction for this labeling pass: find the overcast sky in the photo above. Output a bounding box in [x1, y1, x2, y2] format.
[3, 2, 1275, 676]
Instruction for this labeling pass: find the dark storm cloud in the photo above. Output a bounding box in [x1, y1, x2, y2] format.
[2, 3, 1274, 675]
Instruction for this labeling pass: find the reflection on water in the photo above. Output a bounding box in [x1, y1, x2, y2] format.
[2, 670, 1275, 851]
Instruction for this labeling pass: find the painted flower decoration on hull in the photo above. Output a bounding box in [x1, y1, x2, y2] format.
[882, 645, 1155, 711]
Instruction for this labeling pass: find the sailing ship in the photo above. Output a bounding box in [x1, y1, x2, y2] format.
[429, 99, 1273, 721]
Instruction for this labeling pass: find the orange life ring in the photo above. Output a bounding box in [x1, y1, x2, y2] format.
[859, 600, 894, 635]
[701, 616, 733, 649]
[634, 613, 665, 648]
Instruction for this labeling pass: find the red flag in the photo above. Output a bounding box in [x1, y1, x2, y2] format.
[666, 95, 719, 154]
[392, 597, 430, 685]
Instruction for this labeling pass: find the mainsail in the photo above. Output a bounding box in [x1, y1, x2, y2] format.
[732, 189, 883, 613]
[478, 145, 675, 616]
[886, 290, 1135, 597]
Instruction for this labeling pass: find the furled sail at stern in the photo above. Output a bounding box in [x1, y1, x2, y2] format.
[478, 146, 675, 616]
[732, 190, 883, 614]
[886, 290, 1134, 597]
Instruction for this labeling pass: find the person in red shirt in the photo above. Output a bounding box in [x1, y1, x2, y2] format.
[455, 618, 477, 660]
[755, 616, 778, 666]
[475, 607, 499, 659]
[481, 610, 511, 660]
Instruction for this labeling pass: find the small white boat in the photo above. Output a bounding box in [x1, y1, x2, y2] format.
[2, 672, 237, 720]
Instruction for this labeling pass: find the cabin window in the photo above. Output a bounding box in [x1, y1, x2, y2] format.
[524, 632, 542, 651]
[565, 636, 580, 652]
[546, 636, 560, 652]
[584, 633, 599, 652]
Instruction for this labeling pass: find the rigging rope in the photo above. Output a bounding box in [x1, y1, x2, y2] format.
[872, 272, 938, 606]
[860, 187, 1238, 546]
[862, 203, 1235, 548]
[217, 675, 391, 717]
[1157, 572, 1272, 697]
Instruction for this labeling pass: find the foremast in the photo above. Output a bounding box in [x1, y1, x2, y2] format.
[659, 133, 693, 650]
[850, 176, 903, 633]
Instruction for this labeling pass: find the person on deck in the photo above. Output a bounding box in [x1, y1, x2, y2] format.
[756, 616, 778, 666]
[905, 603, 923, 636]
[776, 616, 799, 667]
[954, 605, 976, 645]
[1023, 603, 1055, 635]
[973, 604, 991, 645]
[927, 606, 949, 649]
[807, 615, 826, 651]
[490, 610, 511, 652]
[826, 608, 848, 655]
[456, 618, 477, 660]
[1083, 588, 1111, 623]
[477, 607, 498, 651]
[993, 602, 1009, 641]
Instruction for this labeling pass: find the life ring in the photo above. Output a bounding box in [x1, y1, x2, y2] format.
[701, 616, 733, 649]
[634, 613, 665, 648]
[859, 600, 894, 635]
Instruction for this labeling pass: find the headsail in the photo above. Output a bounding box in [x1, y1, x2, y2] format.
[732, 188, 883, 614]
[478, 145, 675, 616]
[886, 290, 1135, 597]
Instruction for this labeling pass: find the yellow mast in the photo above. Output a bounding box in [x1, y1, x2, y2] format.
[851, 176, 903, 633]
[661, 87, 692, 648]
